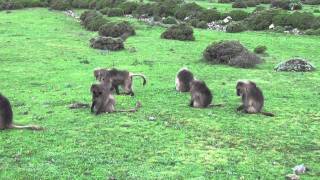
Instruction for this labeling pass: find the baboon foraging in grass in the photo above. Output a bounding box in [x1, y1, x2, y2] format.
[189, 80, 213, 108]
[94, 68, 147, 96]
[236, 80, 274, 117]
[175, 67, 195, 92]
[90, 83, 141, 115]
[0, 93, 42, 130]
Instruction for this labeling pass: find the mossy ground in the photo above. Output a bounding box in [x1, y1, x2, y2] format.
[0, 8, 319, 179]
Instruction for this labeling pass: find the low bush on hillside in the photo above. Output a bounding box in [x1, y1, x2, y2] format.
[80, 11, 109, 31]
[90, 36, 124, 51]
[197, 9, 221, 23]
[99, 21, 135, 39]
[226, 10, 250, 21]
[133, 3, 154, 17]
[174, 2, 204, 20]
[107, 8, 124, 17]
[203, 41, 262, 68]
[232, 0, 247, 8]
[118, 1, 139, 14]
[254, 45, 267, 54]
[50, 0, 71, 10]
[163, 16, 178, 24]
[226, 22, 247, 33]
[71, 0, 90, 8]
[161, 23, 195, 41]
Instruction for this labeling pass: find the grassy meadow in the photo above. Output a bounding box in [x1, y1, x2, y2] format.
[0, 8, 320, 179]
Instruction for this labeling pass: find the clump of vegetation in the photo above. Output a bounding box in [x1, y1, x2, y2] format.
[232, 0, 248, 8]
[100, 7, 110, 15]
[153, 0, 179, 17]
[305, 28, 320, 35]
[80, 11, 109, 31]
[95, 0, 125, 9]
[133, 3, 154, 17]
[254, 45, 267, 54]
[314, 9, 320, 13]
[0, 1, 24, 10]
[218, 0, 234, 3]
[99, 21, 135, 39]
[107, 8, 124, 17]
[90, 36, 124, 51]
[271, 0, 302, 10]
[197, 9, 221, 23]
[273, 11, 317, 30]
[245, 9, 281, 30]
[71, 0, 90, 8]
[203, 40, 262, 68]
[162, 17, 178, 24]
[118, 1, 139, 14]
[196, 21, 208, 29]
[161, 23, 195, 41]
[302, 0, 320, 5]
[245, 0, 258, 7]
[226, 22, 247, 33]
[49, 0, 71, 10]
[226, 10, 250, 21]
[174, 2, 204, 20]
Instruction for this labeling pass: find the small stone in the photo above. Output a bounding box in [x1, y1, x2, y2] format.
[148, 116, 156, 121]
[285, 174, 299, 180]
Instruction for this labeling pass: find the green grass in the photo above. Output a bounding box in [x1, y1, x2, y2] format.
[0, 8, 320, 179]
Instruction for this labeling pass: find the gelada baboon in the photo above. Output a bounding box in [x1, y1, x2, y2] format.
[189, 80, 213, 108]
[90, 83, 141, 115]
[0, 93, 42, 130]
[236, 80, 274, 116]
[94, 68, 147, 96]
[175, 67, 195, 92]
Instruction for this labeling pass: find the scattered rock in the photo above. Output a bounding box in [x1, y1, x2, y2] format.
[90, 36, 124, 51]
[68, 103, 90, 109]
[80, 60, 90, 64]
[148, 116, 156, 121]
[293, 164, 309, 174]
[275, 58, 316, 72]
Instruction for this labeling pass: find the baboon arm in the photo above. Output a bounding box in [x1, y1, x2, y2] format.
[90, 101, 95, 113]
[189, 99, 194, 107]
[114, 86, 120, 95]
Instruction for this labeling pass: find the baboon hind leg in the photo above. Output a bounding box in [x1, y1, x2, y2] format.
[123, 79, 134, 96]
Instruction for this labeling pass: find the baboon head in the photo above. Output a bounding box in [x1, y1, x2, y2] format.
[190, 80, 206, 91]
[236, 80, 256, 96]
[90, 84, 105, 98]
[93, 68, 108, 81]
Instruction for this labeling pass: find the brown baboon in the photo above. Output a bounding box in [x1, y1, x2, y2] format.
[236, 80, 274, 116]
[175, 67, 195, 92]
[94, 68, 147, 96]
[0, 93, 43, 130]
[90, 83, 141, 115]
[189, 80, 213, 108]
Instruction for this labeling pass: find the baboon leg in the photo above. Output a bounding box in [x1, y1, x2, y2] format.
[237, 105, 244, 111]
[114, 85, 120, 95]
[0, 119, 5, 130]
[124, 79, 134, 96]
[189, 99, 194, 107]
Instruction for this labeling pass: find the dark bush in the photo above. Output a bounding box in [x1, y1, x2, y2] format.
[174, 2, 204, 20]
[259, 0, 272, 3]
[254, 5, 266, 12]
[245, 0, 258, 7]
[133, 3, 154, 17]
[272, 13, 289, 27]
[71, 0, 90, 8]
[50, 0, 71, 10]
[226, 22, 247, 32]
[197, 9, 221, 23]
[218, 0, 234, 3]
[286, 12, 316, 30]
[0, 1, 24, 10]
[196, 21, 208, 29]
[227, 10, 250, 21]
[100, 7, 110, 15]
[203, 40, 261, 68]
[88, 0, 96, 9]
[107, 8, 124, 17]
[95, 0, 125, 9]
[119, 1, 139, 14]
[232, 0, 247, 8]
[271, 0, 290, 10]
[301, 0, 320, 5]
[153, 0, 179, 17]
[254, 45, 267, 54]
[162, 16, 178, 24]
[188, 18, 200, 27]
[305, 28, 320, 35]
[161, 23, 195, 41]
[80, 11, 108, 31]
[90, 36, 124, 51]
[314, 9, 320, 13]
[99, 21, 135, 39]
[246, 9, 281, 30]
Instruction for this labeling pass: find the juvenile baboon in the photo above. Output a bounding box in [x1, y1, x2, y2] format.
[94, 68, 147, 96]
[175, 67, 195, 92]
[0, 93, 42, 130]
[236, 80, 274, 117]
[90, 83, 141, 115]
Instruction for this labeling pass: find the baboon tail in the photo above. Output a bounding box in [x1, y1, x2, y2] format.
[208, 103, 224, 107]
[131, 74, 147, 86]
[115, 101, 142, 113]
[10, 124, 44, 130]
[261, 112, 275, 117]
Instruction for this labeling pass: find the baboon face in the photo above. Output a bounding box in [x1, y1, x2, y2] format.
[190, 80, 205, 91]
[91, 84, 104, 98]
[236, 80, 256, 96]
[94, 69, 108, 81]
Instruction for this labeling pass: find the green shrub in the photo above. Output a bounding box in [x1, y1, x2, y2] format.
[133, 3, 154, 17]
[100, 7, 110, 15]
[254, 45, 267, 54]
[226, 21, 247, 33]
[107, 8, 124, 17]
[245, 0, 258, 7]
[162, 16, 178, 24]
[88, 0, 96, 9]
[153, 0, 179, 17]
[196, 21, 208, 29]
[188, 18, 200, 27]
[174, 2, 204, 20]
[259, 0, 272, 3]
[286, 12, 315, 30]
[303, 0, 320, 5]
[50, 0, 71, 10]
[272, 13, 289, 27]
[218, 0, 234, 3]
[246, 9, 281, 30]
[0, 1, 24, 10]
[119, 1, 139, 14]
[161, 23, 195, 41]
[95, 0, 125, 9]
[254, 5, 266, 12]
[197, 9, 221, 23]
[314, 9, 320, 13]
[305, 28, 320, 35]
[232, 0, 247, 8]
[90, 36, 124, 51]
[227, 10, 250, 21]
[80, 11, 108, 31]
[99, 21, 135, 39]
[71, 0, 90, 8]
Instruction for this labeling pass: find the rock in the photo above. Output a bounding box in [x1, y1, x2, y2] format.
[292, 164, 309, 174]
[285, 174, 299, 180]
[275, 58, 316, 72]
[90, 36, 124, 51]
